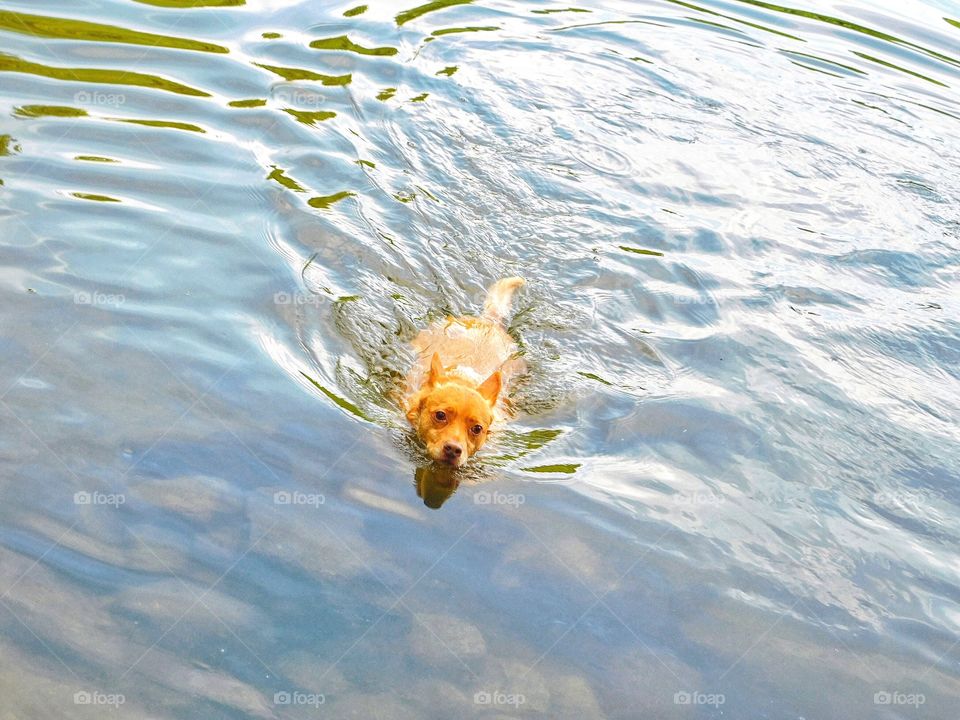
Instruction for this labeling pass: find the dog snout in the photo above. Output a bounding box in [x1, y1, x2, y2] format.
[442, 442, 463, 462]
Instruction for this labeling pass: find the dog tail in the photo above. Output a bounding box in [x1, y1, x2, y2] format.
[482, 276, 525, 323]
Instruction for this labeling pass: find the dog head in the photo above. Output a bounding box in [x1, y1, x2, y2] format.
[407, 353, 500, 468]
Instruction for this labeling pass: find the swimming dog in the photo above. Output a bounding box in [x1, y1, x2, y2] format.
[404, 277, 525, 467]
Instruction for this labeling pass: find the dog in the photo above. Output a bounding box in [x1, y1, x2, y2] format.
[404, 277, 525, 467]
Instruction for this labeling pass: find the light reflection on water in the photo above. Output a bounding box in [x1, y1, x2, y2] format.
[0, 0, 958, 717]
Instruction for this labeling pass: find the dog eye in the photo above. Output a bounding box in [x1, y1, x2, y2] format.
[434, 411, 447, 422]
[470, 424, 483, 435]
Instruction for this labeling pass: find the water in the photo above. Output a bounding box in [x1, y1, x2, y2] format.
[1, 0, 958, 717]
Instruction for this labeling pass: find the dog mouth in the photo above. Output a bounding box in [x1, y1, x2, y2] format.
[433, 451, 466, 468]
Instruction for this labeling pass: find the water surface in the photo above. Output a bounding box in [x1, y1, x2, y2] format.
[1, 0, 959, 717]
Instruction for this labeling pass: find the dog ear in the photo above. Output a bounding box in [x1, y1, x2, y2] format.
[427, 352, 444, 387]
[477, 370, 501, 405]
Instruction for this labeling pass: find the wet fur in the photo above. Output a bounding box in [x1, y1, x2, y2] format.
[404, 278, 525, 467]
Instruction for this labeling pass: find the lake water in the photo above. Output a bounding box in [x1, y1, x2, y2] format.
[1, 0, 959, 717]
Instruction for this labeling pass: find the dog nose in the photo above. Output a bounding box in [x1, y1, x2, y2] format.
[442, 442, 462, 460]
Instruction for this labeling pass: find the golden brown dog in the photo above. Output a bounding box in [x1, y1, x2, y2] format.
[404, 277, 525, 467]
